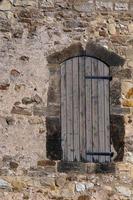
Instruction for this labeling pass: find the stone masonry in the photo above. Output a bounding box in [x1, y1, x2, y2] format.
[0, 0, 133, 172]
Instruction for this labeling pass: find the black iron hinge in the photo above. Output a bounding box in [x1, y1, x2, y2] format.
[85, 76, 112, 81]
[86, 152, 114, 157]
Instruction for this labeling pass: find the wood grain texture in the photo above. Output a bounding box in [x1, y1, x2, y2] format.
[91, 59, 99, 162]
[79, 57, 86, 161]
[61, 62, 67, 160]
[85, 57, 93, 162]
[104, 63, 110, 162]
[73, 57, 80, 161]
[66, 59, 73, 161]
[98, 61, 106, 163]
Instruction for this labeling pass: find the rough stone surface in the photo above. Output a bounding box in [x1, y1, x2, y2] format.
[0, 179, 12, 190]
[0, 165, 132, 199]
[75, 182, 86, 192]
[0, 0, 132, 179]
[110, 115, 125, 161]
[74, 0, 95, 12]
[116, 186, 132, 197]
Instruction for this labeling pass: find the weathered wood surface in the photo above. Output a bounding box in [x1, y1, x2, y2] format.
[85, 57, 92, 162]
[66, 59, 73, 161]
[73, 57, 80, 161]
[61, 56, 111, 163]
[104, 63, 110, 162]
[79, 57, 86, 161]
[61, 63, 67, 160]
[98, 61, 106, 163]
[91, 59, 99, 162]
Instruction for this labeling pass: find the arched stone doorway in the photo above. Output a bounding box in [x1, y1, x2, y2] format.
[46, 42, 125, 162]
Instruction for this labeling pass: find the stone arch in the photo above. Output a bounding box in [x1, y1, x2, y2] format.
[46, 42, 125, 161]
[47, 42, 125, 66]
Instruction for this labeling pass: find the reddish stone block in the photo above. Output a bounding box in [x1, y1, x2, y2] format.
[37, 160, 56, 166]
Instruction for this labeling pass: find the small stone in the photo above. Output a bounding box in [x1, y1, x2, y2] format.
[11, 179, 26, 192]
[116, 186, 131, 197]
[128, 61, 133, 68]
[103, 185, 113, 192]
[0, 157, 3, 168]
[0, 83, 10, 90]
[32, 94, 42, 104]
[130, 166, 133, 179]
[108, 24, 116, 35]
[11, 106, 32, 116]
[23, 192, 29, 200]
[110, 194, 120, 200]
[110, 79, 121, 105]
[115, 3, 128, 11]
[5, 116, 15, 125]
[122, 99, 133, 107]
[116, 163, 130, 173]
[125, 152, 133, 164]
[61, 182, 75, 198]
[39, 0, 54, 8]
[10, 69, 20, 78]
[93, 189, 109, 200]
[37, 160, 56, 167]
[86, 163, 96, 173]
[0, 179, 12, 190]
[96, 1, 113, 11]
[19, 56, 29, 61]
[22, 97, 33, 105]
[0, 0, 11, 11]
[55, 175, 66, 187]
[39, 128, 45, 134]
[126, 48, 133, 59]
[78, 195, 91, 200]
[9, 162, 19, 170]
[125, 87, 133, 99]
[12, 27, 23, 38]
[14, 84, 25, 92]
[67, 175, 78, 181]
[74, 0, 95, 12]
[13, 0, 37, 6]
[85, 182, 94, 190]
[75, 182, 86, 192]
[28, 116, 43, 125]
[117, 68, 132, 79]
[40, 177, 55, 190]
[128, 23, 133, 33]
[99, 30, 107, 37]
[33, 105, 46, 116]
[14, 101, 21, 106]
[2, 155, 12, 162]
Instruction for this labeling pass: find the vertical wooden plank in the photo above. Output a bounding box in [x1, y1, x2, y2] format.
[61, 62, 67, 161]
[66, 59, 74, 161]
[92, 58, 99, 162]
[85, 57, 93, 162]
[97, 61, 106, 163]
[79, 57, 86, 161]
[73, 57, 80, 161]
[104, 64, 110, 162]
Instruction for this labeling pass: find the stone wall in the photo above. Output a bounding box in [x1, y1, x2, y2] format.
[0, 0, 133, 170]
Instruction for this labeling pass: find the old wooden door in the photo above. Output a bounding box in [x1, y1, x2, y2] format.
[61, 56, 111, 163]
